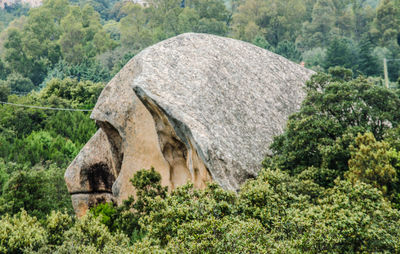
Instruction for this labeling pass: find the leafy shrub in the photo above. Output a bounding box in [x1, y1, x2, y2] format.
[238, 168, 323, 227]
[0, 164, 72, 219]
[3, 72, 35, 93]
[39, 78, 104, 108]
[108, 168, 167, 242]
[54, 213, 132, 253]
[128, 168, 400, 253]
[296, 180, 400, 253]
[9, 131, 79, 166]
[140, 182, 237, 246]
[166, 216, 272, 253]
[346, 132, 399, 196]
[0, 210, 47, 253]
[45, 210, 73, 246]
[90, 202, 117, 231]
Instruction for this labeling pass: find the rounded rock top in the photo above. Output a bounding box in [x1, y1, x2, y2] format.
[66, 33, 314, 216]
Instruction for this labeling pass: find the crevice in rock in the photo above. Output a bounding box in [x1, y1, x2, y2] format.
[70, 190, 113, 195]
[96, 120, 124, 177]
[133, 88, 212, 189]
[142, 100, 191, 189]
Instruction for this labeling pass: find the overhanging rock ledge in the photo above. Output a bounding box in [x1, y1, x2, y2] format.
[65, 33, 315, 216]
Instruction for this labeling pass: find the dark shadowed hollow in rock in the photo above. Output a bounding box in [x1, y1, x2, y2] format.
[65, 33, 315, 216]
[80, 162, 115, 194]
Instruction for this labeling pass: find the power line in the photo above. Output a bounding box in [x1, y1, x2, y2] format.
[0, 101, 92, 112]
[10, 91, 30, 95]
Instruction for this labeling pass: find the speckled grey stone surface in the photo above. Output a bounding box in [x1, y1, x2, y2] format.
[129, 33, 315, 190]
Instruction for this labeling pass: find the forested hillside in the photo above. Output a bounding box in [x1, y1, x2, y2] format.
[0, 0, 399, 88]
[0, 0, 400, 252]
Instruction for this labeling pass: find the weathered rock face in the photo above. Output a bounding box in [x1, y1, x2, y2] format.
[65, 33, 314, 216]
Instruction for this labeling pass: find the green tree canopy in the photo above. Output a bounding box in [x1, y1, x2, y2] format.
[324, 37, 353, 69]
[275, 40, 302, 62]
[266, 71, 400, 186]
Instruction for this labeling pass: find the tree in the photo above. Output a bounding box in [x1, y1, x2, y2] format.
[185, 0, 230, 35]
[301, 0, 336, 48]
[351, 0, 376, 41]
[398, 32, 400, 46]
[275, 40, 302, 62]
[346, 132, 399, 196]
[119, 3, 154, 51]
[232, 0, 306, 45]
[251, 35, 273, 50]
[0, 59, 9, 80]
[324, 37, 352, 69]
[2, 0, 68, 85]
[3, 72, 34, 93]
[74, 0, 118, 20]
[59, 5, 116, 64]
[302, 47, 326, 70]
[0, 164, 72, 219]
[386, 42, 400, 82]
[357, 36, 379, 76]
[3, 29, 30, 79]
[371, 0, 400, 46]
[0, 82, 10, 102]
[43, 59, 111, 84]
[265, 72, 400, 186]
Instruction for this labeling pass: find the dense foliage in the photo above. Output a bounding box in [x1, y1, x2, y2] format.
[2, 166, 400, 252]
[0, 77, 102, 220]
[0, 0, 399, 88]
[0, 71, 399, 252]
[0, 0, 400, 252]
[265, 68, 400, 186]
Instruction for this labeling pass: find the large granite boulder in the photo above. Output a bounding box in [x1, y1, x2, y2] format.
[65, 33, 314, 216]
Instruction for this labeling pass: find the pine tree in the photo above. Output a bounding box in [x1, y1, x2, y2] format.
[275, 40, 301, 62]
[324, 37, 352, 69]
[251, 35, 273, 51]
[358, 37, 379, 76]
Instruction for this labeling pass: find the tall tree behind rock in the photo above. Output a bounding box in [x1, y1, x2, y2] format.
[357, 36, 379, 76]
[324, 37, 353, 69]
[60, 4, 115, 64]
[301, 0, 336, 48]
[371, 0, 400, 46]
[232, 0, 306, 45]
[351, 0, 376, 41]
[275, 40, 302, 62]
